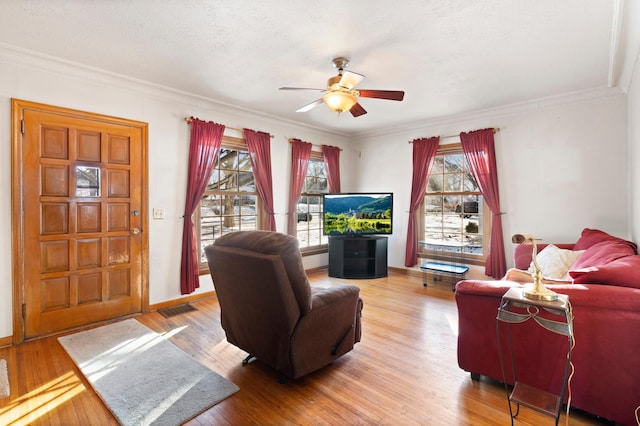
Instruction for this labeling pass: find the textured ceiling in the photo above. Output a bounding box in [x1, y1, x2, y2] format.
[0, 0, 632, 135]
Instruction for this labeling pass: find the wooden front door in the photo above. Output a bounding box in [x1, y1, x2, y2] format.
[12, 99, 148, 341]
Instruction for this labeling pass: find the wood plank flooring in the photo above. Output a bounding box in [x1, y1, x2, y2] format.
[0, 271, 612, 425]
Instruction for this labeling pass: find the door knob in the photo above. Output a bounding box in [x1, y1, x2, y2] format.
[130, 228, 141, 235]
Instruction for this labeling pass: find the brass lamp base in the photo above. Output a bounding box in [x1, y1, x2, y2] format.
[522, 268, 558, 301]
[522, 284, 558, 301]
[512, 233, 559, 302]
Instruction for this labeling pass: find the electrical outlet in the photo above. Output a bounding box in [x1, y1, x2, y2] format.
[152, 208, 165, 219]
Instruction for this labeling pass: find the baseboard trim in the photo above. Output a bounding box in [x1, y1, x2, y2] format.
[388, 266, 423, 279]
[306, 265, 424, 279]
[305, 265, 329, 275]
[0, 292, 218, 348]
[149, 291, 216, 312]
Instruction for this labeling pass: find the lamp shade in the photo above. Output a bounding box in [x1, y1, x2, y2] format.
[512, 233, 535, 244]
[323, 91, 357, 113]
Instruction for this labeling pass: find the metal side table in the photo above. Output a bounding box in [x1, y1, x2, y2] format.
[496, 287, 574, 425]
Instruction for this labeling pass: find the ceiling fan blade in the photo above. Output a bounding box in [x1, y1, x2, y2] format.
[279, 87, 325, 91]
[338, 70, 365, 89]
[349, 103, 367, 117]
[358, 90, 405, 101]
[296, 98, 324, 112]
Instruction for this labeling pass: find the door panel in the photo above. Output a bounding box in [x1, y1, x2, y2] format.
[13, 100, 148, 340]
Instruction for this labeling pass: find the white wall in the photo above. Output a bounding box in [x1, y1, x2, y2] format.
[352, 89, 629, 271]
[0, 45, 633, 341]
[628, 49, 640, 243]
[0, 46, 351, 339]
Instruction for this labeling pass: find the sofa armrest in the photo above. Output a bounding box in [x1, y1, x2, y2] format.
[455, 278, 640, 425]
[513, 243, 576, 270]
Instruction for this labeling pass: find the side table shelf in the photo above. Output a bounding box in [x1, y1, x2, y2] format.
[496, 287, 574, 425]
[418, 241, 469, 291]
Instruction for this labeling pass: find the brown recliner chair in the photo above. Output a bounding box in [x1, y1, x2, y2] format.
[205, 230, 363, 380]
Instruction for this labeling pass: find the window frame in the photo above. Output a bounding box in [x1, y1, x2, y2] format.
[197, 136, 265, 274]
[418, 143, 490, 266]
[296, 151, 329, 255]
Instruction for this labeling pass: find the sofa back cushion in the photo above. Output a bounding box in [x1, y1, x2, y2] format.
[573, 228, 638, 252]
[569, 255, 640, 288]
[569, 239, 637, 271]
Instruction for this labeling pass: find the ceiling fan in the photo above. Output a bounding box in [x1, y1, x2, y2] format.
[279, 57, 405, 117]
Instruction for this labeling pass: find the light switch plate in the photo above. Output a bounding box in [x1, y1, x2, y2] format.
[152, 208, 165, 219]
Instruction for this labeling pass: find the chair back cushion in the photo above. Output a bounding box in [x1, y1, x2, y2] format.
[210, 231, 312, 313]
[205, 231, 312, 371]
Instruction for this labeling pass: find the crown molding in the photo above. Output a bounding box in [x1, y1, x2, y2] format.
[0, 43, 625, 142]
[617, 0, 640, 93]
[0, 43, 350, 138]
[352, 85, 624, 140]
[607, 0, 624, 88]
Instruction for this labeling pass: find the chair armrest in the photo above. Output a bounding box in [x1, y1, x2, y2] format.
[288, 284, 362, 378]
[309, 284, 360, 310]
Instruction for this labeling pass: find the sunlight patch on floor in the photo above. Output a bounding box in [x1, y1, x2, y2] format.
[161, 325, 188, 339]
[0, 371, 85, 426]
[446, 312, 459, 336]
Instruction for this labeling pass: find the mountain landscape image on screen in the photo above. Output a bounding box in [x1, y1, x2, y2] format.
[323, 193, 393, 235]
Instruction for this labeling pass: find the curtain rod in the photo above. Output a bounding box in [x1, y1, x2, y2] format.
[408, 127, 500, 143]
[288, 138, 343, 151]
[184, 117, 274, 138]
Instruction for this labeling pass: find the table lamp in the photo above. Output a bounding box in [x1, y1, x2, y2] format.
[512, 233, 558, 301]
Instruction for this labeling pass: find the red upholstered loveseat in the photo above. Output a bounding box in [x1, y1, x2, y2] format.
[455, 229, 640, 425]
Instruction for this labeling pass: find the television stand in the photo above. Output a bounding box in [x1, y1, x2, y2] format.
[328, 236, 388, 279]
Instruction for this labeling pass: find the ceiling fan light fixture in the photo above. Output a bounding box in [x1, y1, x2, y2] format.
[323, 91, 357, 113]
[280, 57, 403, 117]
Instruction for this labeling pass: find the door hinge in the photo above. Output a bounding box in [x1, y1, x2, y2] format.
[20, 119, 25, 135]
[22, 303, 26, 319]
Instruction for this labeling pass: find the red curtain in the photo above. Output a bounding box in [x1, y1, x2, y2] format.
[244, 128, 276, 231]
[287, 139, 312, 235]
[322, 145, 341, 192]
[460, 128, 506, 279]
[180, 118, 225, 294]
[405, 137, 440, 267]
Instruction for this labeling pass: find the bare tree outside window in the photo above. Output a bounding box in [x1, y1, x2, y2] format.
[198, 147, 259, 262]
[423, 151, 485, 258]
[297, 157, 329, 249]
[76, 166, 101, 197]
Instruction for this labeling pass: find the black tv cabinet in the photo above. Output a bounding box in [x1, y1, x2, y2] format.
[328, 236, 388, 279]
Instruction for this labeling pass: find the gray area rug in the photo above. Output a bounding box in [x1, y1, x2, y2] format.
[0, 359, 9, 398]
[58, 319, 238, 426]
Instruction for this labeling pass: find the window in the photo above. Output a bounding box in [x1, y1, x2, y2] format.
[297, 153, 329, 251]
[75, 166, 100, 197]
[198, 138, 260, 263]
[422, 145, 488, 264]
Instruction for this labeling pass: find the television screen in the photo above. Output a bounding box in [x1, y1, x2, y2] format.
[323, 193, 393, 236]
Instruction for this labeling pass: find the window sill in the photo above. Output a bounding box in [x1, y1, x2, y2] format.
[198, 264, 210, 276]
[197, 246, 328, 275]
[300, 246, 328, 257]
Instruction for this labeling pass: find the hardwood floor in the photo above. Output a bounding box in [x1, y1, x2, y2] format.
[0, 271, 611, 425]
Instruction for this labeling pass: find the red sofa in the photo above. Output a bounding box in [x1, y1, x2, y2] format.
[455, 229, 640, 425]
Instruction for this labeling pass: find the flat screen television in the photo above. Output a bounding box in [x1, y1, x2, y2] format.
[323, 192, 393, 236]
